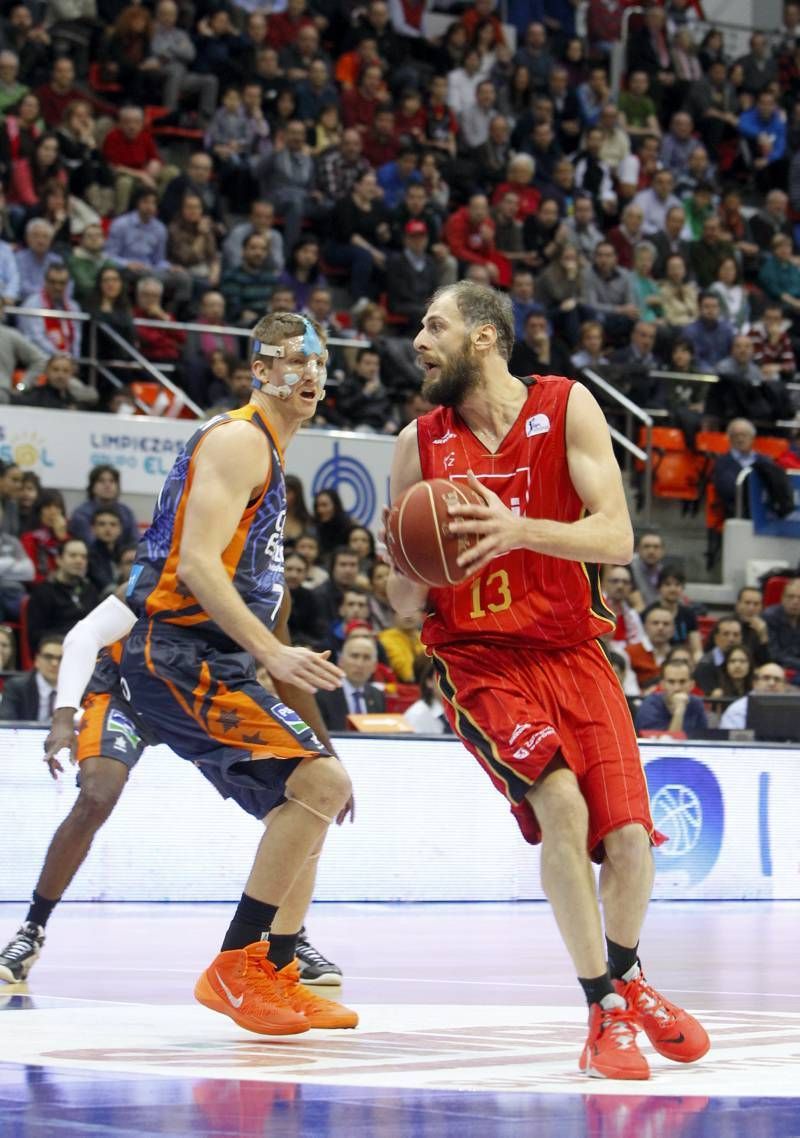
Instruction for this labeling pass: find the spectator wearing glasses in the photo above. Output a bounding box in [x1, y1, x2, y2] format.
[719, 662, 788, 728]
[0, 633, 63, 721]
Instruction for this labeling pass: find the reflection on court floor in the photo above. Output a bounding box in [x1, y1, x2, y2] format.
[1, 901, 800, 1137]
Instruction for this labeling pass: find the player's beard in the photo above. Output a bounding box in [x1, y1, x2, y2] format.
[422, 337, 482, 407]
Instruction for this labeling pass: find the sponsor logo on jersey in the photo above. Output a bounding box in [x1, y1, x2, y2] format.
[433, 430, 457, 445]
[107, 708, 142, 751]
[443, 452, 455, 469]
[509, 723, 532, 746]
[525, 413, 551, 438]
[512, 726, 556, 760]
[271, 702, 311, 736]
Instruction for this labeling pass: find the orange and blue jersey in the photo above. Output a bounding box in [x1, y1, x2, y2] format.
[126, 404, 287, 647]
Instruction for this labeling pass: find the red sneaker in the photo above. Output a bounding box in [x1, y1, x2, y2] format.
[194, 941, 309, 1036]
[613, 970, 710, 1063]
[579, 1002, 650, 1080]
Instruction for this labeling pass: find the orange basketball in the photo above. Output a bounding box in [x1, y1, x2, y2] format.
[386, 478, 484, 588]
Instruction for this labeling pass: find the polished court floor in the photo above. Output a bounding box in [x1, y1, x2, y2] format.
[1, 900, 799, 1137]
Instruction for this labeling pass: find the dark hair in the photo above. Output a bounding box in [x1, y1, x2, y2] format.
[331, 543, 359, 563]
[36, 488, 66, 517]
[87, 464, 120, 500]
[287, 237, 322, 283]
[348, 524, 376, 561]
[37, 632, 64, 654]
[717, 643, 754, 696]
[92, 506, 122, 524]
[91, 265, 131, 318]
[430, 281, 514, 362]
[657, 566, 686, 587]
[284, 473, 312, 525]
[132, 184, 158, 210]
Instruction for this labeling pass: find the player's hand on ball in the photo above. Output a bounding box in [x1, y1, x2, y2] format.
[265, 645, 344, 693]
[43, 708, 77, 779]
[448, 471, 521, 574]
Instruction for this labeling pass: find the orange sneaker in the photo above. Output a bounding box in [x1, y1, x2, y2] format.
[278, 960, 359, 1029]
[613, 969, 710, 1063]
[579, 1002, 650, 1080]
[194, 941, 309, 1036]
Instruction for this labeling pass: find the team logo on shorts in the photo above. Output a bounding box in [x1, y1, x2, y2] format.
[107, 708, 142, 752]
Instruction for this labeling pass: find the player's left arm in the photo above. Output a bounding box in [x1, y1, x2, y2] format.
[450, 383, 634, 574]
[272, 593, 354, 824]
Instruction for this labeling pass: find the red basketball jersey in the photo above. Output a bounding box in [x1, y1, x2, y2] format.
[416, 375, 616, 650]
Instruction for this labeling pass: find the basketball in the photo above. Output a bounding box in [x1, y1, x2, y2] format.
[386, 478, 485, 588]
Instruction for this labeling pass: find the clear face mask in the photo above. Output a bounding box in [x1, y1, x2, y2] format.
[251, 320, 328, 400]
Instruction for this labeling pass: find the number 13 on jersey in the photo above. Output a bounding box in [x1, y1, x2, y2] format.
[469, 569, 512, 619]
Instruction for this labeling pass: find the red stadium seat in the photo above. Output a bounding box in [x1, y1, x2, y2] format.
[637, 427, 705, 503]
[754, 436, 790, 461]
[130, 381, 197, 419]
[763, 575, 791, 608]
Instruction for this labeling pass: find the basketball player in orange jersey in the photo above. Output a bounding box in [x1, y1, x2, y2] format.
[118, 312, 357, 1036]
[386, 281, 710, 1080]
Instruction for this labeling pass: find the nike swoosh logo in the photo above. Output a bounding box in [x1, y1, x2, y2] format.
[662, 1033, 685, 1044]
[215, 971, 244, 1008]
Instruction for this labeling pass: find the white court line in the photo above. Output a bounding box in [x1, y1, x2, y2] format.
[12, 969, 800, 1002]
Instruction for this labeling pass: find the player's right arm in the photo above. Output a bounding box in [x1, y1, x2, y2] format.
[45, 595, 137, 778]
[385, 421, 429, 618]
[176, 422, 343, 694]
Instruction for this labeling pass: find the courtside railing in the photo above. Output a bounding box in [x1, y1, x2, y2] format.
[5, 306, 370, 420]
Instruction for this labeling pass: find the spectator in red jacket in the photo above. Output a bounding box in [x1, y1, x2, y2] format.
[132, 275, 186, 362]
[268, 0, 316, 52]
[340, 64, 390, 133]
[21, 489, 70, 584]
[102, 105, 178, 214]
[34, 57, 111, 129]
[444, 193, 510, 286]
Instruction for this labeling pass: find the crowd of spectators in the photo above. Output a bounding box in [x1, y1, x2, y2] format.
[0, 0, 799, 434]
[602, 527, 800, 737]
[2, 454, 799, 736]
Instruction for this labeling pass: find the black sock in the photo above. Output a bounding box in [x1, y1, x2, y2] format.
[606, 937, 639, 980]
[267, 932, 298, 971]
[27, 890, 58, 930]
[578, 972, 615, 1006]
[220, 893, 279, 952]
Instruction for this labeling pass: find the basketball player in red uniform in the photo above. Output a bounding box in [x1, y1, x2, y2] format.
[387, 282, 710, 1079]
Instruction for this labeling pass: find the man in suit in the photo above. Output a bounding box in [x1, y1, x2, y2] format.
[694, 616, 743, 695]
[0, 634, 63, 721]
[315, 632, 385, 731]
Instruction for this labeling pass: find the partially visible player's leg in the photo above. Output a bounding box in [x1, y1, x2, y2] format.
[0, 687, 140, 986]
[600, 823, 654, 951]
[195, 755, 355, 1034]
[36, 757, 129, 901]
[600, 824, 710, 1063]
[527, 761, 606, 979]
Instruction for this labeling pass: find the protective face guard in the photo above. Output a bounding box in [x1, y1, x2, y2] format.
[252, 317, 328, 399]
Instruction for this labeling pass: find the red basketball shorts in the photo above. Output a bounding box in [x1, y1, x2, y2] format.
[430, 637, 659, 858]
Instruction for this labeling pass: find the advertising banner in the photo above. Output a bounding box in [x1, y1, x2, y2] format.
[0, 732, 797, 903]
[0, 408, 394, 527]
